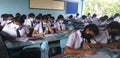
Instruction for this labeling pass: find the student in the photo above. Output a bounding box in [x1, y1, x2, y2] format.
[2, 16, 29, 39]
[65, 24, 99, 55]
[24, 13, 35, 28]
[1, 14, 8, 26]
[55, 15, 71, 33]
[73, 13, 80, 21]
[91, 14, 100, 26]
[86, 13, 92, 23]
[49, 17, 55, 28]
[6, 14, 14, 24]
[113, 13, 120, 22]
[77, 15, 87, 23]
[89, 21, 120, 49]
[32, 15, 54, 37]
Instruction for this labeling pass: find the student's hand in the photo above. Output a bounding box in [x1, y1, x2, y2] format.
[85, 49, 96, 55]
[107, 44, 118, 49]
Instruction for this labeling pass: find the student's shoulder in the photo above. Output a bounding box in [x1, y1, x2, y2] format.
[70, 30, 80, 36]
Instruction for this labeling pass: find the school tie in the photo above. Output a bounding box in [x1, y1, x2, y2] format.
[42, 23, 45, 32]
[31, 21, 33, 27]
[16, 29, 20, 37]
[60, 25, 62, 30]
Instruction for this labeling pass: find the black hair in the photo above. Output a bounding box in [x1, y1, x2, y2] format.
[8, 14, 14, 18]
[57, 15, 64, 19]
[51, 16, 55, 20]
[14, 16, 24, 24]
[47, 14, 52, 18]
[3, 14, 8, 18]
[35, 15, 41, 20]
[107, 21, 120, 30]
[103, 15, 108, 20]
[92, 14, 97, 18]
[28, 13, 35, 18]
[56, 15, 64, 22]
[41, 15, 48, 20]
[84, 24, 99, 35]
[76, 13, 79, 16]
[114, 13, 119, 18]
[82, 15, 87, 19]
[1, 14, 5, 17]
[88, 13, 91, 16]
[69, 15, 73, 19]
[82, 24, 99, 43]
[15, 13, 21, 17]
[108, 17, 114, 21]
[21, 14, 27, 20]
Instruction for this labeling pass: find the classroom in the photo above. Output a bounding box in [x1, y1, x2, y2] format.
[0, 0, 120, 58]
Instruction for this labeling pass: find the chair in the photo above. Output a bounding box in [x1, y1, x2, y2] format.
[60, 39, 68, 54]
[0, 36, 9, 58]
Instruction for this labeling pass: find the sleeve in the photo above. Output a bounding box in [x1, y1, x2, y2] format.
[24, 19, 31, 26]
[2, 25, 8, 32]
[66, 32, 76, 48]
[34, 24, 39, 31]
[24, 27, 30, 34]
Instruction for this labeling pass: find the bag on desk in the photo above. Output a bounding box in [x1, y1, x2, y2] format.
[19, 48, 41, 58]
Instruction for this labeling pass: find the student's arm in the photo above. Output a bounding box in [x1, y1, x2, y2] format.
[89, 43, 118, 49]
[23, 34, 28, 38]
[101, 44, 118, 49]
[32, 30, 44, 37]
[43, 30, 48, 35]
[65, 46, 96, 55]
[46, 24, 54, 33]
[88, 43, 102, 49]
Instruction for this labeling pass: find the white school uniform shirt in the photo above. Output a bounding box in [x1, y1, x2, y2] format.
[91, 30, 120, 44]
[34, 22, 48, 34]
[24, 18, 34, 27]
[66, 30, 83, 49]
[55, 22, 65, 30]
[114, 17, 120, 22]
[73, 16, 79, 21]
[91, 30, 109, 44]
[1, 20, 12, 26]
[2, 23, 29, 37]
[92, 18, 101, 26]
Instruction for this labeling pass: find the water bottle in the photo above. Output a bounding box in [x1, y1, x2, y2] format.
[41, 41, 49, 58]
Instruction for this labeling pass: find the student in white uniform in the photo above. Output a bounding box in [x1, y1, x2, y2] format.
[6, 14, 14, 24]
[87, 13, 92, 22]
[91, 14, 100, 26]
[49, 17, 57, 32]
[32, 15, 54, 37]
[73, 13, 80, 21]
[89, 21, 120, 49]
[65, 24, 99, 55]
[2, 16, 29, 39]
[113, 13, 120, 22]
[1, 14, 8, 27]
[24, 13, 35, 28]
[55, 15, 71, 33]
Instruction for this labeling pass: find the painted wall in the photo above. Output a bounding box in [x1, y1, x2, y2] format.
[0, 0, 83, 18]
